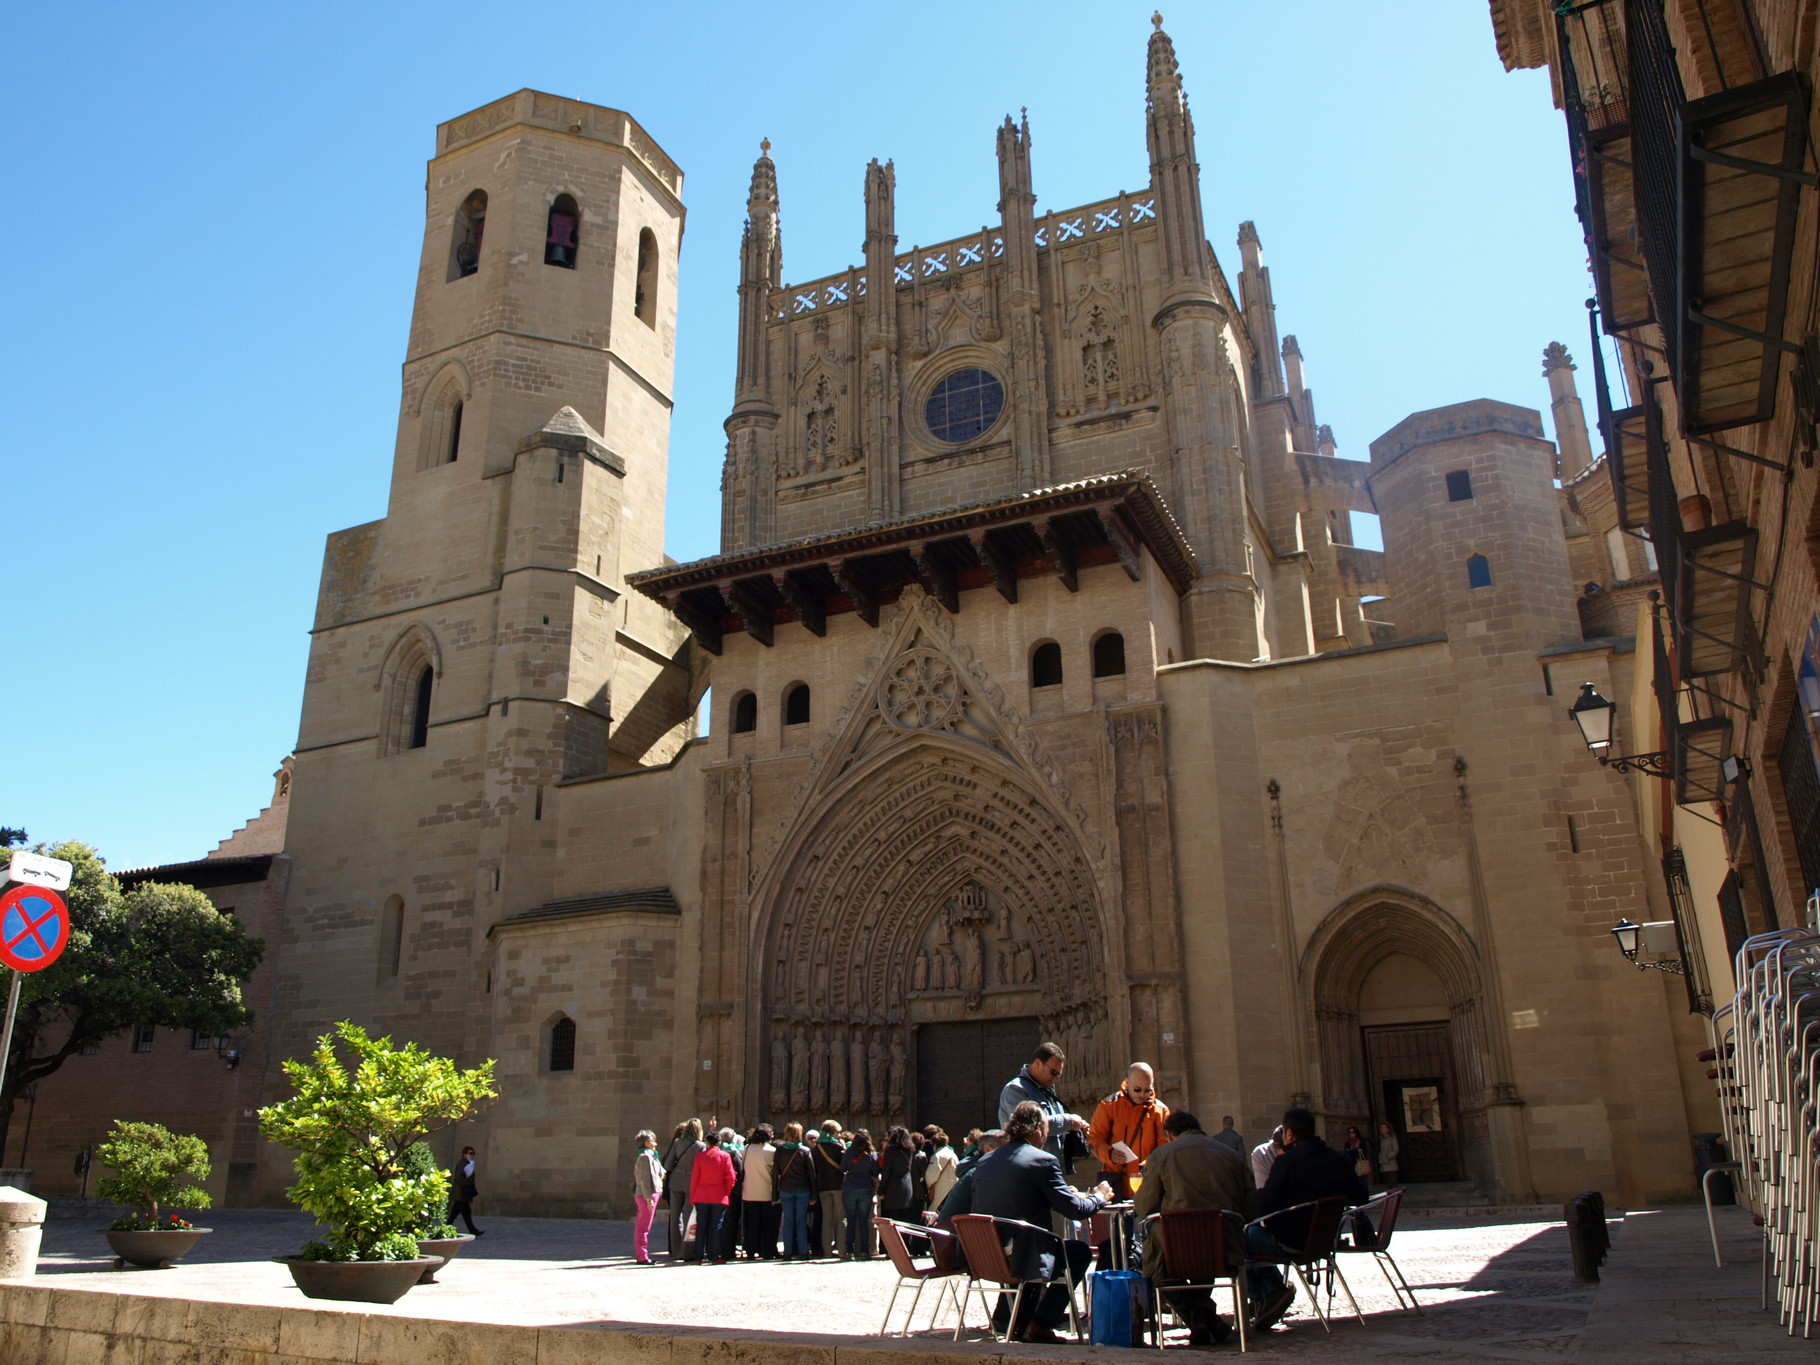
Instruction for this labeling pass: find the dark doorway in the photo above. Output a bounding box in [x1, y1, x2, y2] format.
[915, 1016, 1039, 1140]
[1364, 1023, 1460, 1182]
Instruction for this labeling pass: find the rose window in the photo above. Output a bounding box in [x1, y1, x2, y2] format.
[882, 650, 962, 731]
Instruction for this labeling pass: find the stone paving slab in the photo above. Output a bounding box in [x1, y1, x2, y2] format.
[3, 1205, 1800, 1361]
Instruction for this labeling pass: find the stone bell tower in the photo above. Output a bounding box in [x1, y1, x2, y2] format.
[271, 94, 693, 1159]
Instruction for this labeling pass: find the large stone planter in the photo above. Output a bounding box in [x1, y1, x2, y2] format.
[104, 1227, 210, 1269]
[414, 1233, 474, 1283]
[276, 1256, 437, 1304]
[0, 1187, 45, 1279]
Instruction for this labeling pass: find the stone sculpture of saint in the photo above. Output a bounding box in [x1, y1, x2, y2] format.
[888, 1032, 906, 1113]
[850, 1031, 869, 1112]
[868, 1030, 888, 1114]
[770, 1030, 790, 1112]
[960, 929, 983, 991]
[1016, 942, 1036, 983]
[912, 951, 929, 992]
[810, 1028, 830, 1112]
[946, 947, 962, 991]
[790, 1022, 810, 1111]
[829, 1039, 847, 1114]
[996, 948, 1009, 985]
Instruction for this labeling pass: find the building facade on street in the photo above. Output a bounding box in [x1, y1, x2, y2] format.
[21, 18, 1744, 1216]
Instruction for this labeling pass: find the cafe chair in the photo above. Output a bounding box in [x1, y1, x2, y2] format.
[872, 1217, 966, 1336]
[951, 1213, 1085, 1342]
[1242, 1195, 1360, 1333]
[1336, 1187, 1421, 1318]
[1141, 1208, 1250, 1353]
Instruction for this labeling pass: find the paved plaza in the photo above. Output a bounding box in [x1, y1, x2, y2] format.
[5, 1202, 1798, 1361]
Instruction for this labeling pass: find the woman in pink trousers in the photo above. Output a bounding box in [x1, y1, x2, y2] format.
[632, 1129, 663, 1264]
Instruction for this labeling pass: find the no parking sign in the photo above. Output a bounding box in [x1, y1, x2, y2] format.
[0, 885, 68, 972]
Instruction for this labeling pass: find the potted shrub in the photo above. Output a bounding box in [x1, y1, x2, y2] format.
[95, 1120, 213, 1269]
[401, 1141, 470, 1283]
[258, 1020, 495, 1304]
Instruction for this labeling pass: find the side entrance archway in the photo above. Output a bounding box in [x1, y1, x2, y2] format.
[1304, 889, 1495, 1191]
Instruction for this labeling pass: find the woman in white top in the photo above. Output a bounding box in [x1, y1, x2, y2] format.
[741, 1124, 779, 1258]
[1376, 1121, 1401, 1189]
[923, 1125, 960, 1210]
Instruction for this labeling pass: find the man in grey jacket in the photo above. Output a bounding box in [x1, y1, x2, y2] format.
[997, 1042, 1089, 1165]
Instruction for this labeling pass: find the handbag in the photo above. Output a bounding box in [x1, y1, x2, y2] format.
[1353, 1156, 1372, 1178]
[1062, 1126, 1091, 1167]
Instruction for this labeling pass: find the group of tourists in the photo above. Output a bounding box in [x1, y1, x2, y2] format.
[632, 1039, 1404, 1347]
[637, 1117, 967, 1265]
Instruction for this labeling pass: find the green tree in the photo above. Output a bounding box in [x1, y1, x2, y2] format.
[0, 841, 265, 1157]
[258, 1021, 496, 1260]
[95, 1119, 212, 1229]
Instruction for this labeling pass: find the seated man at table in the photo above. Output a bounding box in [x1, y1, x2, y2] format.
[1132, 1110, 1256, 1346]
[1248, 1106, 1370, 1331]
[971, 1101, 1113, 1344]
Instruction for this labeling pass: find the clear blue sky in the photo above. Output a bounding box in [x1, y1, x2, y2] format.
[1, 2, 1592, 870]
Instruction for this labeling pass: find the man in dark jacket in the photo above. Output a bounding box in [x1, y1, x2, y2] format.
[997, 1042, 1090, 1165]
[1248, 1107, 1369, 1330]
[971, 1102, 1113, 1343]
[934, 1129, 1006, 1227]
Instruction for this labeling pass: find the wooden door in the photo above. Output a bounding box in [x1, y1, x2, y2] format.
[914, 1016, 1039, 1140]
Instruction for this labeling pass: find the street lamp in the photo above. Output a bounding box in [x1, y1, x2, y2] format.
[1567, 683, 1671, 778]
[1609, 917, 1688, 975]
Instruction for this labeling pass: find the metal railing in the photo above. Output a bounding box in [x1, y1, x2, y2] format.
[1710, 908, 1820, 1335]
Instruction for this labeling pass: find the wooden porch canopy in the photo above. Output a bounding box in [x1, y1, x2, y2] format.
[626, 471, 1198, 656]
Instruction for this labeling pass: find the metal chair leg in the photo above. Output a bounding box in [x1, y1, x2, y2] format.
[880, 1280, 902, 1336]
[1329, 1257, 1365, 1326]
[1290, 1263, 1332, 1333]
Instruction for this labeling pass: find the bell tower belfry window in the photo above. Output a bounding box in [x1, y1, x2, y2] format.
[449, 190, 487, 281]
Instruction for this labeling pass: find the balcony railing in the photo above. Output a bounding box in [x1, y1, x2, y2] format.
[1563, 1, 1814, 435]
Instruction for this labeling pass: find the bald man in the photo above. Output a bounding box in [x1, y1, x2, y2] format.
[1087, 1062, 1171, 1200]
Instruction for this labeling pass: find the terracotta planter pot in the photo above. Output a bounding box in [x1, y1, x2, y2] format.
[414, 1233, 475, 1283]
[275, 1255, 437, 1304]
[103, 1227, 210, 1269]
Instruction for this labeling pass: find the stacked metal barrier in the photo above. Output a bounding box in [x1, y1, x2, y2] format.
[1709, 913, 1820, 1337]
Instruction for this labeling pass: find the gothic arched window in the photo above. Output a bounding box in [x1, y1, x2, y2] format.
[732, 690, 758, 734]
[449, 190, 487, 281]
[409, 666, 434, 748]
[1092, 631, 1126, 678]
[548, 1016, 576, 1072]
[545, 194, 579, 268]
[784, 683, 811, 726]
[635, 228, 658, 325]
[1031, 641, 1063, 688]
[1467, 553, 1493, 589]
[377, 895, 405, 984]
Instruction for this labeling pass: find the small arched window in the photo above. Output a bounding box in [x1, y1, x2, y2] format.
[1031, 642, 1063, 688]
[732, 690, 758, 734]
[1092, 631, 1127, 678]
[446, 401, 463, 463]
[1467, 553, 1493, 589]
[549, 1016, 576, 1073]
[449, 190, 487, 281]
[635, 228, 658, 325]
[1446, 469, 1474, 502]
[784, 683, 811, 726]
[545, 194, 579, 268]
[378, 895, 404, 984]
[410, 666, 434, 748]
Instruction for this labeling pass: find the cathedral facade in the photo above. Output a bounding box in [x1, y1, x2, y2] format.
[32, 21, 1720, 1216]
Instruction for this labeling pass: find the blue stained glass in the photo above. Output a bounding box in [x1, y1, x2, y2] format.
[925, 368, 1005, 445]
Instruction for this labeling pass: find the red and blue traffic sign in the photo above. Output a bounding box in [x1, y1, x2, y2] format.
[0, 885, 69, 972]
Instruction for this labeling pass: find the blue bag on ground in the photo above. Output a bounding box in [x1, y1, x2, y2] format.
[1088, 1268, 1148, 1347]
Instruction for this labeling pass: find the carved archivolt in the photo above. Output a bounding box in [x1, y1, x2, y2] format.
[747, 586, 1121, 1120]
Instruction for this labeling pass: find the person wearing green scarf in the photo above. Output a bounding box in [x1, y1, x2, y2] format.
[774, 1122, 819, 1258]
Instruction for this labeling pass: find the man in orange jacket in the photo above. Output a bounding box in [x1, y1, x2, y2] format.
[1088, 1061, 1171, 1199]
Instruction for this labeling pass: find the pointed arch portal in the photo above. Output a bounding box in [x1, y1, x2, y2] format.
[754, 740, 1115, 1135]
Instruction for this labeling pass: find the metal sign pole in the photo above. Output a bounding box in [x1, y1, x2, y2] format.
[0, 969, 20, 1100]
